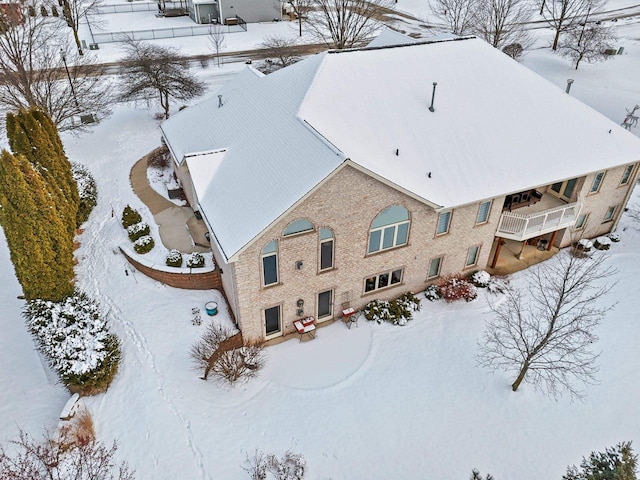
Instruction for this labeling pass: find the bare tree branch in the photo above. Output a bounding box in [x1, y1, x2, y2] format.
[478, 250, 617, 399]
[558, 22, 616, 69]
[429, 0, 479, 35]
[473, 0, 532, 53]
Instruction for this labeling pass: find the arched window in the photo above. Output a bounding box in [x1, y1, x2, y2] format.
[319, 227, 334, 270]
[262, 240, 278, 286]
[368, 206, 410, 254]
[283, 219, 314, 236]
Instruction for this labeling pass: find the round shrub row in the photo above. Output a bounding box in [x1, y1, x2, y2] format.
[166, 249, 183, 267]
[127, 222, 150, 241]
[121, 205, 142, 229]
[134, 234, 155, 254]
[187, 252, 205, 268]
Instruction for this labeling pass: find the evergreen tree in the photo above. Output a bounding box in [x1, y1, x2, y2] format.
[564, 442, 637, 480]
[6, 109, 80, 233]
[0, 150, 75, 301]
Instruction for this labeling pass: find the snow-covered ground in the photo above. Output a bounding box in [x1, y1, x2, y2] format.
[2, 4, 640, 479]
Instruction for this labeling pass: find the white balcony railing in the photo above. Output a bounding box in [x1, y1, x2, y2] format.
[496, 202, 581, 241]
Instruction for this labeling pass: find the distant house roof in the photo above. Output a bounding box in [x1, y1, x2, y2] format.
[161, 36, 640, 262]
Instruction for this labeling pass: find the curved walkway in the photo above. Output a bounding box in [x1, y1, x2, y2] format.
[130, 155, 211, 254]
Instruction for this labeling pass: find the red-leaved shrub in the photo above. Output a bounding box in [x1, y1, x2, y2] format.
[439, 275, 478, 302]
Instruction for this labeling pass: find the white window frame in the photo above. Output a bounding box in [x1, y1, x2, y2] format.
[574, 213, 589, 230]
[590, 171, 606, 193]
[550, 178, 578, 201]
[436, 211, 452, 236]
[620, 164, 635, 186]
[283, 219, 314, 236]
[465, 245, 481, 268]
[261, 240, 279, 287]
[364, 268, 403, 293]
[319, 228, 334, 271]
[602, 206, 617, 223]
[368, 206, 410, 254]
[476, 201, 492, 225]
[427, 256, 443, 279]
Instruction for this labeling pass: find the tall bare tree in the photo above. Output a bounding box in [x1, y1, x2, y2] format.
[429, 0, 479, 35]
[258, 35, 301, 72]
[541, 0, 602, 50]
[304, 0, 392, 49]
[286, 0, 314, 36]
[118, 40, 205, 119]
[56, 0, 103, 55]
[474, 0, 531, 52]
[559, 22, 616, 69]
[477, 250, 616, 399]
[0, 11, 112, 131]
[208, 23, 226, 67]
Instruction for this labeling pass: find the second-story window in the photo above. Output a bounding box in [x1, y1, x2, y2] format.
[261, 240, 278, 286]
[319, 228, 334, 270]
[590, 171, 606, 193]
[620, 164, 635, 186]
[368, 205, 410, 254]
[476, 201, 492, 225]
[436, 211, 452, 235]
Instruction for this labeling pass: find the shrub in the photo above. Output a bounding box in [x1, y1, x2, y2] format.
[23, 291, 121, 395]
[608, 232, 621, 242]
[121, 205, 142, 229]
[563, 441, 636, 480]
[469, 270, 491, 288]
[71, 163, 98, 226]
[127, 221, 150, 241]
[187, 252, 205, 268]
[364, 292, 419, 326]
[166, 249, 183, 267]
[594, 236, 611, 250]
[242, 450, 306, 480]
[133, 234, 154, 254]
[502, 42, 523, 60]
[424, 284, 442, 301]
[147, 145, 170, 169]
[439, 275, 478, 302]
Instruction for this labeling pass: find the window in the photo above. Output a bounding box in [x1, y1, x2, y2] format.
[551, 178, 578, 200]
[283, 219, 314, 236]
[476, 201, 492, 225]
[261, 240, 278, 286]
[574, 213, 589, 230]
[603, 206, 617, 223]
[428, 256, 443, 279]
[465, 245, 480, 268]
[364, 268, 403, 293]
[317, 290, 333, 319]
[368, 205, 410, 254]
[319, 228, 334, 270]
[264, 305, 281, 336]
[620, 164, 635, 186]
[436, 211, 452, 235]
[590, 171, 606, 193]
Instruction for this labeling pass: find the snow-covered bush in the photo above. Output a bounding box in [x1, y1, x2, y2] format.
[242, 450, 306, 480]
[127, 221, 150, 241]
[439, 275, 478, 302]
[166, 249, 183, 267]
[23, 292, 121, 394]
[71, 162, 98, 227]
[364, 299, 392, 323]
[133, 234, 154, 254]
[187, 252, 205, 268]
[573, 239, 593, 257]
[424, 284, 442, 301]
[364, 292, 420, 326]
[608, 232, 621, 242]
[121, 205, 142, 229]
[469, 270, 491, 288]
[594, 236, 611, 250]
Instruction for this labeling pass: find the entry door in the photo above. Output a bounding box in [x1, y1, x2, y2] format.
[264, 305, 281, 337]
[317, 290, 333, 320]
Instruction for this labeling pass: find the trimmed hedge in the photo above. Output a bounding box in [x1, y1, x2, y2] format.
[134, 235, 154, 254]
[364, 292, 420, 326]
[121, 205, 142, 229]
[127, 222, 150, 241]
[166, 249, 183, 267]
[187, 252, 205, 268]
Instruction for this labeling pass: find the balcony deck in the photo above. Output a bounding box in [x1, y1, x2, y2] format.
[497, 196, 581, 241]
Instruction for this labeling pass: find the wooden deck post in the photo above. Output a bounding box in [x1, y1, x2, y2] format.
[491, 238, 503, 269]
[548, 230, 558, 251]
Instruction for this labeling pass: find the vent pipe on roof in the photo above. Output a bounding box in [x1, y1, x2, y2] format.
[565, 79, 574, 94]
[429, 82, 438, 112]
[218, 94, 223, 107]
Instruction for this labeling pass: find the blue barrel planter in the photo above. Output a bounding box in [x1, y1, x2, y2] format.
[205, 301, 218, 316]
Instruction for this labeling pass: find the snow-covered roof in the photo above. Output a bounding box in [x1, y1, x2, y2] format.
[161, 37, 640, 262]
[366, 28, 420, 48]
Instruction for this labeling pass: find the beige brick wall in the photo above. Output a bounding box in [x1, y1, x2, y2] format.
[556, 163, 638, 246]
[232, 165, 503, 342]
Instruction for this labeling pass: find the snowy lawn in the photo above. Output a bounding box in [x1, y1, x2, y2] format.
[2, 11, 640, 480]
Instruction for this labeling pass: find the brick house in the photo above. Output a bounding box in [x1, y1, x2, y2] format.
[161, 36, 640, 342]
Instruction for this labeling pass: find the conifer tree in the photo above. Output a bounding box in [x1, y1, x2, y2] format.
[0, 150, 75, 301]
[6, 110, 80, 233]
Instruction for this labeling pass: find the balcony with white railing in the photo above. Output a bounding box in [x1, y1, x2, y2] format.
[496, 202, 582, 241]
